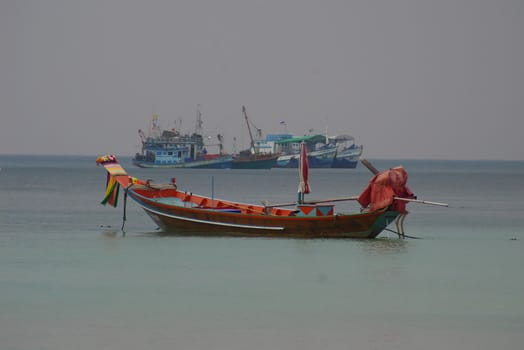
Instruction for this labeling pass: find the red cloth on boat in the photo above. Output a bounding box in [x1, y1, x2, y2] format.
[358, 166, 414, 213]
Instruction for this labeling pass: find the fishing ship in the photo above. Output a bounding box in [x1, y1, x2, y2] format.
[133, 109, 232, 169]
[231, 106, 280, 169]
[273, 134, 336, 168]
[331, 135, 363, 168]
[272, 133, 362, 168]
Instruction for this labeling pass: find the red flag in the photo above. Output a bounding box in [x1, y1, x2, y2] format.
[298, 142, 310, 194]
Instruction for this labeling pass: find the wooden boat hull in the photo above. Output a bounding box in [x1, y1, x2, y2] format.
[128, 189, 399, 238]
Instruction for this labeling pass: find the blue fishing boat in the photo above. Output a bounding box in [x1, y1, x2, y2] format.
[273, 134, 337, 168]
[270, 133, 363, 169]
[133, 111, 233, 169]
[330, 135, 363, 168]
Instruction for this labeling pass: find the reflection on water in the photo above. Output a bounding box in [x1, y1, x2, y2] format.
[101, 229, 121, 238]
[121, 229, 413, 254]
[358, 238, 409, 255]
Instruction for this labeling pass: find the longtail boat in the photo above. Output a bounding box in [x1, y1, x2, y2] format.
[96, 151, 445, 238]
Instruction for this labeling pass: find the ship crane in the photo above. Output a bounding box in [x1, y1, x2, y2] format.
[242, 106, 263, 154]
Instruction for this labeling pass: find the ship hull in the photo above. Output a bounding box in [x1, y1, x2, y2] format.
[133, 157, 233, 169]
[231, 154, 279, 169]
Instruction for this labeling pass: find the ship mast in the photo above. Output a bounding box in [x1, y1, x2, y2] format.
[195, 104, 203, 135]
[150, 112, 161, 139]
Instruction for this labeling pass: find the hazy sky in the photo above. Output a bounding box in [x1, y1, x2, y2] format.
[2, 0, 523, 159]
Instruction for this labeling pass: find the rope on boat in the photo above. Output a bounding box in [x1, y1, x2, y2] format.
[121, 186, 133, 236]
[121, 189, 127, 235]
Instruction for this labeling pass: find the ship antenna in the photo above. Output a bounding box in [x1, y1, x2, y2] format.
[195, 104, 203, 135]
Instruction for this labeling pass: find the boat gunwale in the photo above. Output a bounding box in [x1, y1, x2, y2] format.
[127, 186, 389, 224]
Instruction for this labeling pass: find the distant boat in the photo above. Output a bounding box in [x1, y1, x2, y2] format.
[271, 133, 362, 169]
[273, 134, 337, 168]
[330, 135, 363, 169]
[231, 106, 280, 169]
[133, 109, 232, 169]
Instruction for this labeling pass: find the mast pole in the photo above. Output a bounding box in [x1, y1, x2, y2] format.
[195, 104, 203, 135]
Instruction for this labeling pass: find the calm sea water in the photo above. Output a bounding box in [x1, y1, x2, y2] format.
[1, 155, 523, 350]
